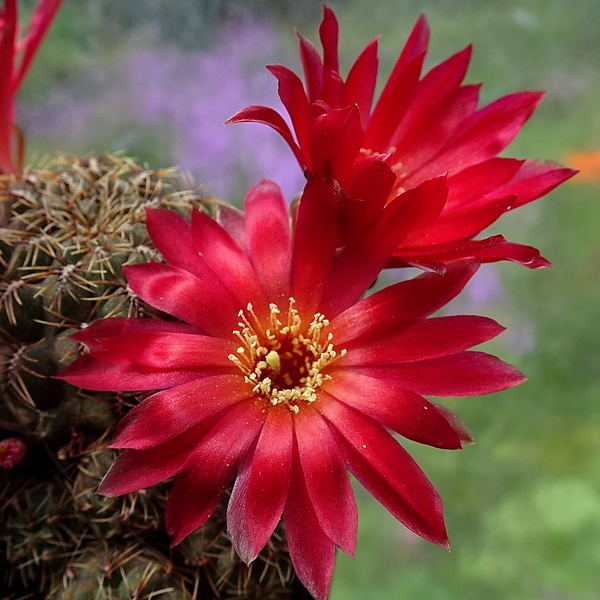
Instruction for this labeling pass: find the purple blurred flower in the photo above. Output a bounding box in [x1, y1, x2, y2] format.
[21, 17, 305, 200]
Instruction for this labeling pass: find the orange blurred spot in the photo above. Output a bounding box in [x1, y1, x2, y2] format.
[563, 149, 600, 184]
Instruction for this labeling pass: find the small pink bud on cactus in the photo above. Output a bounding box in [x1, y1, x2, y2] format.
[0, 437, 26, 468]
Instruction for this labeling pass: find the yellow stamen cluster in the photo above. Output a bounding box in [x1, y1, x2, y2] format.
[228, 298, 346, 413]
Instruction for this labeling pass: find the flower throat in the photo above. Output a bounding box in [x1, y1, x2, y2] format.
[228, 299, 345, 413]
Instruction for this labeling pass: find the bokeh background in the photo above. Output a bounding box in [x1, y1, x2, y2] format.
[16, 0, 600, 598]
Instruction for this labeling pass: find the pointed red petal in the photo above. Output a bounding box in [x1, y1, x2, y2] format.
[387, 234, 505, 268]
[352, 351, 527, 397]
[478, 240, 552, 269]
[318, 396, 449, 548]
[191, 208, 268, 311]
[217, 204, 250, 255]
[0, 0, 17, 173]
[322, 372, 464, 449]
[70, 317, 198, 352]
[319, 6, 339, 74]
[297, 30, 323, 104]
[266, 64, 311, 158]
[344, 156, 396, 227]
[284, 444, 336, 600]
[319, 7, 343, 109]
[226, 104, 306, 168]
[390, 47, 475, 171]
[344, 37, 379, 126]
[124, 263, 239, 336]
[97, 415, 221, 497]
[144, 208, 207, 276]
[110, 375, 251, 450]
[330, 260, 478, 344]
[294, 407, 357, 556]
[499, 159, 578, 209]
[244, 180, 291, 303]
[13, 0, 63, 88]
[400, 194, 515, 247]
[307, 104, 364, 179]
[99, 332, 235, 370]
[166, 399, 266, 546]
[364, 16, 429, 150]
[339, 315, 505, 362]
[319, 179, 444, 317]
[55, 352, 203, 391]
[227, 405, 293, 564]
[444, 158, 524, 209]
[290, 175, 338, 317]
[406, 91, 544, 185]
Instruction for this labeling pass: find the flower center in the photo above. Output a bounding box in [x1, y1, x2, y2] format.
[228, 298, 345, 413]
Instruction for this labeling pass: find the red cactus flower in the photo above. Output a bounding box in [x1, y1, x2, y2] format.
[57, 179, 525, 599]
[227, 6, 575, 273]
[0, 0, 63, 173]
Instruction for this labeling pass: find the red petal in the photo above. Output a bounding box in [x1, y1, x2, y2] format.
[283, 444, 336, 600]
[217, 205, 250, 256]
[400, 194, 514, 248]
[297, 31, 323, 104]
[191, 208, 268, 311]
[330, 260, 477, 344]
[110, 374, 251, 450]
[294, 407, 357, 555]
[344, 37, 379, 126]
[499, 159, 577, 209]
[12, 0, 63, 88]
[124, 263, 239, 336]
[166, 399, 266, 546]
[307, 105, 364, 180]
[145, 208, 206, 276]
[432, 402, 474, 445]
[406, 91, 543, 185]
[478, 240, 552, 269]
[244, 180, 291, 302]
[290, 176, 338, 317]
[351, 351, 527, 396]
[364, 16, 429, 150]
[227, 405, 293, 564]
[226, 104, 306, 168]
[319, 6, 339, 75]
[97, 415, 221, 497]
[444, 158, 524, 210]
[387, 234, 506, 268]
[70, 317, 197, 352]
[266, 64, 311, 159]
[318, 396, 449, 547]
[319, 179, 445, 317]
[0, 0, 17, 173]
[318, 6, 344, 108]
[339, 315, 505, 362]
[390, 46, 473, 170]
[322, 372, 464, 449]
[344, 156, 396, 226]
[99, 332, 235, 369]
[55, 351, 204, 391]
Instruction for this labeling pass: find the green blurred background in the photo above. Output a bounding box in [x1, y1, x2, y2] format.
[16, 0, 600, 598]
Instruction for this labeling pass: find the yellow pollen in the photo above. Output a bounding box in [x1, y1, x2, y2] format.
[228, 298, 346, 413]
